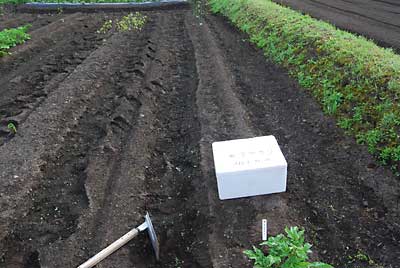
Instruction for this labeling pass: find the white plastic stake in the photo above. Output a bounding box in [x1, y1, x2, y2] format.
[262, 219, 267, 241]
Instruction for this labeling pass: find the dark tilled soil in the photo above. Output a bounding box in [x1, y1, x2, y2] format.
[273, 0, 400, 52]
[0, 8, 399, 268]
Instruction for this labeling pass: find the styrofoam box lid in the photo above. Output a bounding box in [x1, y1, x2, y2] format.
[212, 135, 287, 174]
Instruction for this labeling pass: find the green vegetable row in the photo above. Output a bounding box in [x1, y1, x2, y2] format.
[209, 0, 400, 171]
[0, 25, 31, 56]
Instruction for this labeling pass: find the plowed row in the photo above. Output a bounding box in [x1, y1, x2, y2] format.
[274, 0, 400, 52]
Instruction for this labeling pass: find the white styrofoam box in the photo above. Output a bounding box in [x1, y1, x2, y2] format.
[212, 135, 287, 200]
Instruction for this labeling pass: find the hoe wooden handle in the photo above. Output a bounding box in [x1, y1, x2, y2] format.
[77, 228, 140, 268]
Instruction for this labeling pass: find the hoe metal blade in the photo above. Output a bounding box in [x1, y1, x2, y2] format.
[144, 212, 160, 261]
[78, 212, 160, 268]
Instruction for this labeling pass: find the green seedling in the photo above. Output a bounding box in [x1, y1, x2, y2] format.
[7, 122, 17, 134]
[0, 24, 31, 56]
[347, 250, 383, 267]
[57, 7, 63, 14]
[244, 226, 333, 268]
[175, 257, 183, 268]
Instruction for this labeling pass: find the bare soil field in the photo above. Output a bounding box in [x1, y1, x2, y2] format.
[0, 7, 399, 268]
[273, 0, 400, 52]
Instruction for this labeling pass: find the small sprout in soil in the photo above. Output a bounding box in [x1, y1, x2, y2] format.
[174, 257, 183, 268]
[244, 226, 333, 268]
[348, 250, 381, 266]
[7, 122, 17, 134]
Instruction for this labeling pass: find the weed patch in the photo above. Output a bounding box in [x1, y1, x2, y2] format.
[97, 13, 147, 34]
[116, 12, 147, 32]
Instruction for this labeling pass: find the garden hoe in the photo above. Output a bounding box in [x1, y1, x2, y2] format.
[77, 212, 159, 268]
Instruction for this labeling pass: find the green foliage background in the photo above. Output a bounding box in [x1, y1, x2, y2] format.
[209, 0, 400, 171]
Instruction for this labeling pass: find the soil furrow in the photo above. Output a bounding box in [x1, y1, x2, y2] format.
[340, 0, 400, 12]
[306, 0, 400, 28]
[37, 22, 155, 264]
[0, 13, 98, 71]
[127, 11, 212, 268]
[372, 0, 400, 7]
[0, 14, 104, 147]
[274, 0, 400, 52]
[0, 25, 147, 267]
[322, 0, 400, 17]
[0, 13, 63, 31]
[186, 13, 298, 268]
[78, 15, 162, 268]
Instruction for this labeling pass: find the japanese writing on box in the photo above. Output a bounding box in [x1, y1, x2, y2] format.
[228, 148, 272, 167]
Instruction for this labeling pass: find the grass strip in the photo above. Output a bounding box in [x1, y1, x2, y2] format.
[209, 0, 400, 172]
[0, 24, 31, 56]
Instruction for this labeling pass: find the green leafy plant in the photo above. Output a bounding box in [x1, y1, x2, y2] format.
[244, 227, 333, 268]
[175, 257, 183, 268]
[97, 19, 113, 34]
[7, 122, 17, 134]
[0, 24, 31, 56]
[322, 90, 342, 115]
[116, 12, 147, 32]
[98, 13, 147, 35]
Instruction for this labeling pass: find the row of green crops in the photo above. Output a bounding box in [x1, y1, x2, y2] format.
[209, 0, 400, 171]
[0, 25, 31, 56]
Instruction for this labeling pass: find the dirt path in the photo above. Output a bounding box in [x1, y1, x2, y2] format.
[273, 0, 400, 52]
[0, 9, 399, 268]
